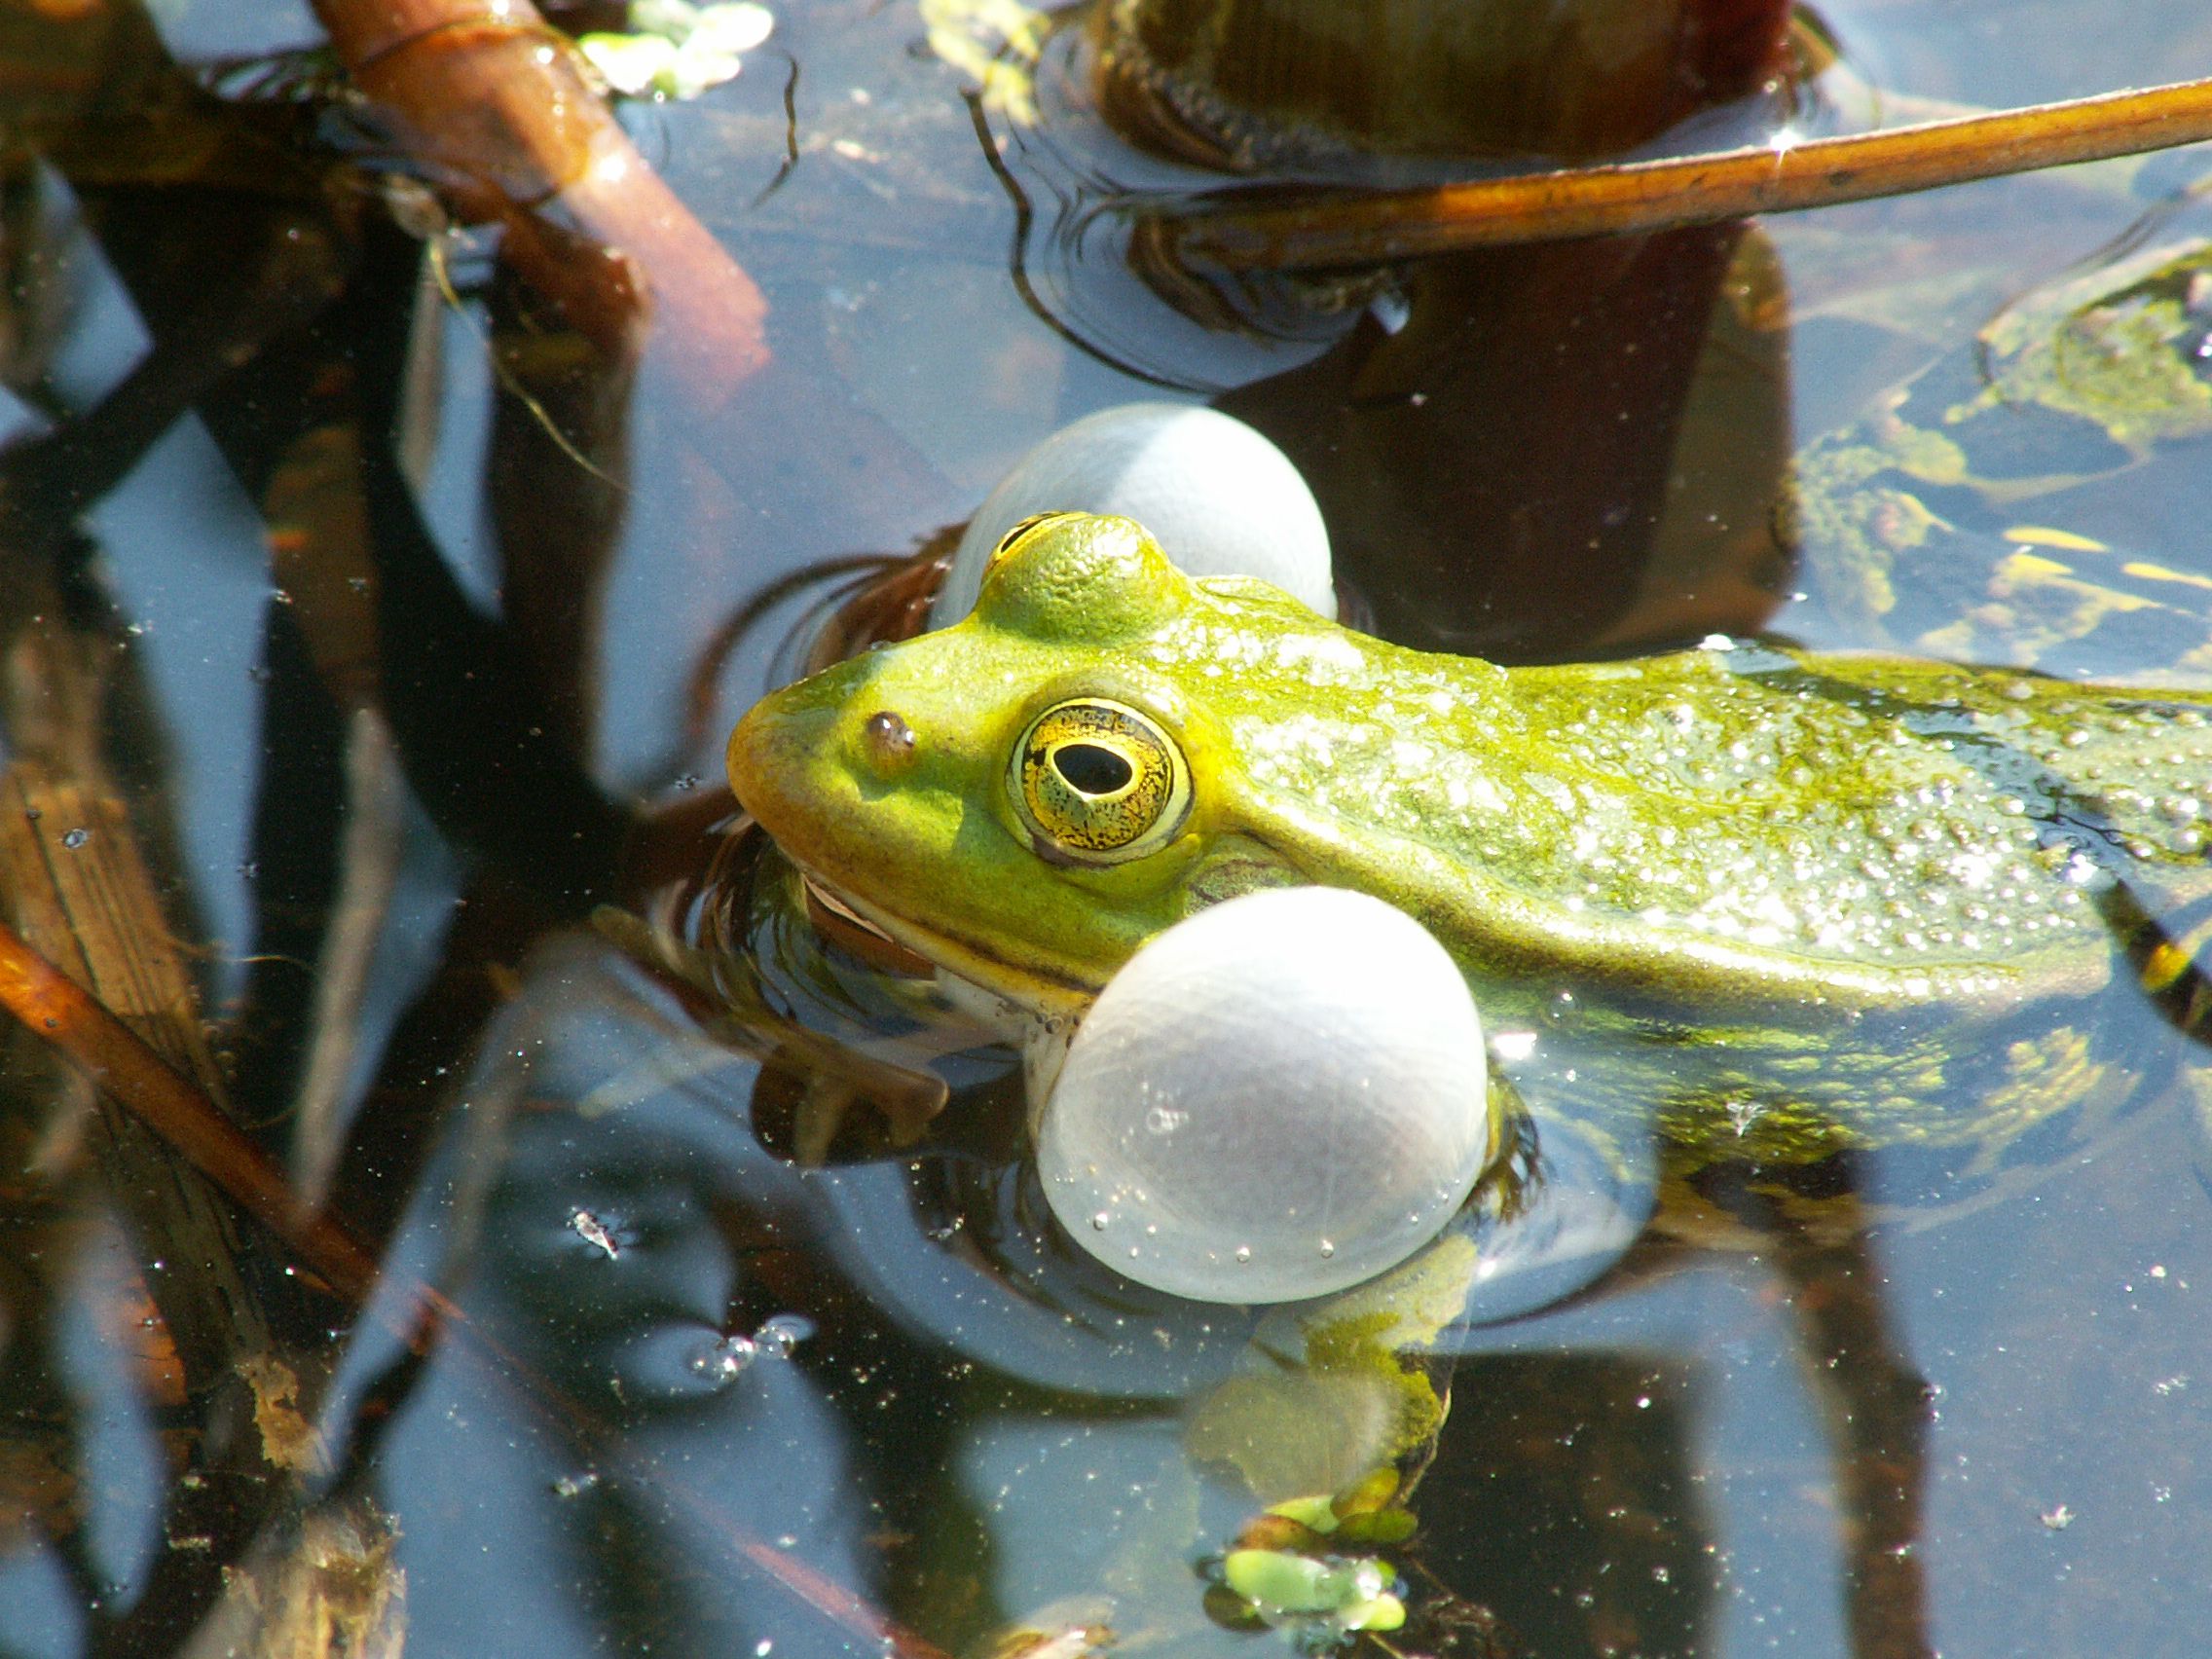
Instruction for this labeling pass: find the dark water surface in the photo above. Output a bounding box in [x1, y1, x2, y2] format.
[3, 2, 2212, 1657]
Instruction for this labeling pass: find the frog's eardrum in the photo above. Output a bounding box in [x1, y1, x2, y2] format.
[1035, 886, 1493, 1303]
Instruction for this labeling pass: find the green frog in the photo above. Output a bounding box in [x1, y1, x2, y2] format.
[716, 227, 2212, 1659]
[727, 510, 2212, 1180]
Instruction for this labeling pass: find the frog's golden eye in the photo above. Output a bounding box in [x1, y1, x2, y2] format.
[1011, 698, 1191, 865]
[987, 511, 1083, 575]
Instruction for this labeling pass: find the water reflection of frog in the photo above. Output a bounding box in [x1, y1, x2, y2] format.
[730, 510, 2212, 1189]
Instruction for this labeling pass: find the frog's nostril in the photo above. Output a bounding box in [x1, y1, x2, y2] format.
[862, 710, 918, 775]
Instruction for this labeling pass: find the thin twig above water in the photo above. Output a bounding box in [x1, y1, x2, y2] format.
[1155, 73, 2212, 271]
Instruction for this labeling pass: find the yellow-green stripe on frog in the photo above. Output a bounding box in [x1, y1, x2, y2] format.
[727, 512, 2212, 1174]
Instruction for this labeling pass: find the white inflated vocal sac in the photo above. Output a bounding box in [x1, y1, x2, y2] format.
[1035, 886, 1493, 1303]
[932, 402, 1335, 627]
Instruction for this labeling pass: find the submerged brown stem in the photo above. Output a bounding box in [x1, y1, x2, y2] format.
[312, 0, 769, 408]
[0, 919, 387, 1304]
[1163, 73, 2212, 270]
[0, 911, 951, 1651]
[2, 883, 959, 1641]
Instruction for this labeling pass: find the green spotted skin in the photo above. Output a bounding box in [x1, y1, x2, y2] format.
[729, 515, 2212, 1171]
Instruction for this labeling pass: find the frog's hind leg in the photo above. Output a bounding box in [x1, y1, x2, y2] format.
[2123, 874, 2212, 1200]
[2115, 872, 2212, 1045]
[1687, 1156, 1937, 1659]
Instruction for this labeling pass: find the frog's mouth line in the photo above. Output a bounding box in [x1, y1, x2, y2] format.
[795, 866, 1098, 1013]
[799, 872, 939, 977]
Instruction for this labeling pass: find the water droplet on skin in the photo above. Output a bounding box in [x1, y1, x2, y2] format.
[1235, 1245, 1252, 1265]
[60, 828, 88, 849]
[1317, 1239, 1336, 1259]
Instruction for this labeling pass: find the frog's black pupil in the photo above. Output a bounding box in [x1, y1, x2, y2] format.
[1054, 743, 1132, 795]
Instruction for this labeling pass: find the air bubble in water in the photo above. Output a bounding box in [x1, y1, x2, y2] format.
[689, 1334, 757, 1384]
[753, 1313, 815, 1358]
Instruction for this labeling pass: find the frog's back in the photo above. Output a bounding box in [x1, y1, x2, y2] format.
[732, 513, 2212, 1166]
[1163, 580, 2212, 1038]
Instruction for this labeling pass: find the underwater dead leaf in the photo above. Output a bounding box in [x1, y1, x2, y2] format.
[0, 1434, 81, 1554]
[239, 1353, 333, 1479]
[187, 1497, 408, 1659]
[0, 569, 287, 1382]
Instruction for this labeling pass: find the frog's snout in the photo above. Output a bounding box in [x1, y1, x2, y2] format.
[725, 692, 831, 841]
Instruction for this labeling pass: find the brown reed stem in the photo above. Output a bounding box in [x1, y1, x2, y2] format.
[1162, 74, 2212, 271]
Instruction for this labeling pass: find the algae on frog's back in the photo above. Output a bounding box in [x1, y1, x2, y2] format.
[1174, 600, 2123, 990]
[729, 512, 2212, 1168]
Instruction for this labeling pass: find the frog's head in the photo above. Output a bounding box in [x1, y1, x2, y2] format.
[727, 512, 1303, 1013]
